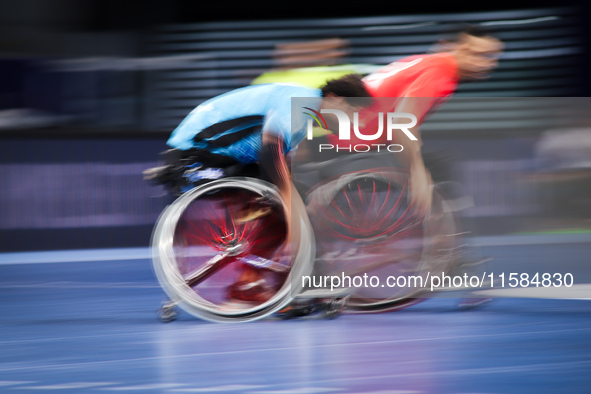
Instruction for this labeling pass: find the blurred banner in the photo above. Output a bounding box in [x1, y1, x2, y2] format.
[0, 138, 169, 251]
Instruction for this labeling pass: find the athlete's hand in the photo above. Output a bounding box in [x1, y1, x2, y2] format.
[408, 163, 433, 218]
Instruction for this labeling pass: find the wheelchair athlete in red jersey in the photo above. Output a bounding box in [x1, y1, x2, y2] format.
[330, 25, 503, 216]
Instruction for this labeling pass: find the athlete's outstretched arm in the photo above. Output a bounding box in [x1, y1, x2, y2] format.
[260, 131, 303, 254]
[260, 132, 291, 208]
[395, 98, 433, 217]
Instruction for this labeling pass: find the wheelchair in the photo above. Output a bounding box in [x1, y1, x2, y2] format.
[150, 153, 462, 323]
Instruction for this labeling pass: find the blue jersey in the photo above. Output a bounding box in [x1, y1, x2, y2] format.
[167, 84, 322, 163]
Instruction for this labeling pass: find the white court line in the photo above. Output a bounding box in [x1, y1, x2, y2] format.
[0, 247, 152, 265]
[0, 246, 213, 265]
[0, 281, 160, 289]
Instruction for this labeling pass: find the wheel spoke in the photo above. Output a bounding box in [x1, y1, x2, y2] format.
[184, 252, 236, 288]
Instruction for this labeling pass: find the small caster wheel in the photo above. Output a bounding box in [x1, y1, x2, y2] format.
[323, 298, 346, 319]
[275, 306, 298, 320]
[159, 301, 178, 323]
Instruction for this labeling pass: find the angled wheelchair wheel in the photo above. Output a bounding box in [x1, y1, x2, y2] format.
[151, 177, 315, 323]
[306, 170, 460, 313]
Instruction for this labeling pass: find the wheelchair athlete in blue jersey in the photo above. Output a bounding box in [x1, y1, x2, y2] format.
[146, 75, 373, 304]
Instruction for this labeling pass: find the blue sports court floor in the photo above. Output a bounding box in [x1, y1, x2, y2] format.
[1, 234, 590, 393]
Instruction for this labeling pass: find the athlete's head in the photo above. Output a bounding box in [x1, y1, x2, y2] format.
[441, 24, 503, 80]
[321, 74, 373, 103]
[319, 74, 373, 129]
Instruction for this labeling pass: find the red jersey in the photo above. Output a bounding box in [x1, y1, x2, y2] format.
[363, 53, 459, 101]
[329, 53, 459, 147]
